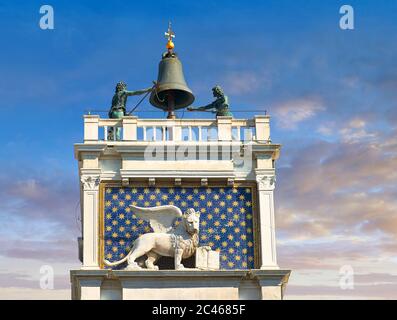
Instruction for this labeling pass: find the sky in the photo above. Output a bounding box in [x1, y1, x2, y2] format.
[0, 0, 396, 299]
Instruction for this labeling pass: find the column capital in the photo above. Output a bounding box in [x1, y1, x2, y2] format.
[81, 175, 100, 191]
[255, 173, 276, 191]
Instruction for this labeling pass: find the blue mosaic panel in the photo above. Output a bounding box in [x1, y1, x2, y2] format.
[103, 186, 255, 269]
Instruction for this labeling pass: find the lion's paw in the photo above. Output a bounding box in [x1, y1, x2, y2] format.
[124, 263, 142, 271]
[147, 265, 159, 270]
[176, 264, 186, 270]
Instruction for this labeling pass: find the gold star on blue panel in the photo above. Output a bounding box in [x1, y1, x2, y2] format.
[103, 186, 255, 269]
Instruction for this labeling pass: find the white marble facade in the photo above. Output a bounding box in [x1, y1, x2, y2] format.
[71, 115, 290, 299]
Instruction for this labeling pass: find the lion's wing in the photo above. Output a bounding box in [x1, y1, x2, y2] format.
[130, 205, 183, 233]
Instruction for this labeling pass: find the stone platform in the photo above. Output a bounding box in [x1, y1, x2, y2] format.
[70, 269, 290, 300]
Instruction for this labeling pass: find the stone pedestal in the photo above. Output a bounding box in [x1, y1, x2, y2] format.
[70, 269, 290, 300]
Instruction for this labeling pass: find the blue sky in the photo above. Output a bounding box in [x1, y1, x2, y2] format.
[0, 0, 397, 299]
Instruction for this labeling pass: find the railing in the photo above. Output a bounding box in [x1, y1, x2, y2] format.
[83, 115, 271, 142]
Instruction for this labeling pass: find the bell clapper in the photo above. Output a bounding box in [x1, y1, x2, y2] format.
[166, 92, 176, 120]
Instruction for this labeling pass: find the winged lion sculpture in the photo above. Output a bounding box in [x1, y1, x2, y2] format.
[104, 205, 210, 270]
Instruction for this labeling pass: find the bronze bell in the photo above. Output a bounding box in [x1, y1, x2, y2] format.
[150, 53, 195, 119]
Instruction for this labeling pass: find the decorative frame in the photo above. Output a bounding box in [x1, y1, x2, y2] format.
[98, 180, 259, 269]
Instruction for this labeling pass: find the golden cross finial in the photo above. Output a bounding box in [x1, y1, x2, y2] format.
[164, 21, 175, 51]
[165, 21, 175, 41]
